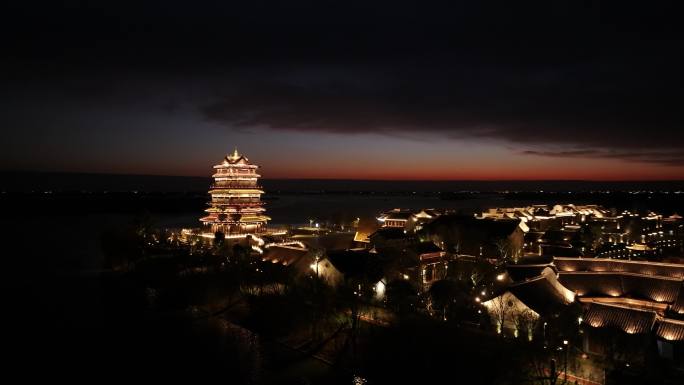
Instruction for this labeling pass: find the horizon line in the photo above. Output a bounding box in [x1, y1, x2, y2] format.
[3, 170, 684, 183]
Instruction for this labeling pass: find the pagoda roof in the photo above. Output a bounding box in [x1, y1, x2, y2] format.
[214, 148, 256, 167]
[200, 214, 270, 223]
[208, 188, 264, 194]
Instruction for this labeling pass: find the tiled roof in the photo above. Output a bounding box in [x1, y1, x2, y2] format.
[583, 302, 656, 334]
[671, 289, 684, 315]
[559, 272, 623, 297]
[407, 241, 443, 255]
[370, 227, 407, 240]
[622, 274, 682, 303]
[508, 267, 575, 315]
[578, 297, 668, 314]
[655, 318, 684, 341]
[384, 211, 413, 220]
[425, 215, 522, 239]
[506, 263, 555, 282]
[262, 245, 308, 266]
[559, 272, 682, 304]
[583, 302, 684, 340]
[554, 257, 684, 279]
[354, 217, 380, 243]
[423, 209, 442, 217]
[327, 249, 384, 282]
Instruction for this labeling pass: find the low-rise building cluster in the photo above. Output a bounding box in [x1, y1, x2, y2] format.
[189, 151, 684, 375]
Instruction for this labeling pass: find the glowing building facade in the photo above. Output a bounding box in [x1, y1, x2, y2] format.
[200, 149, 270, 235]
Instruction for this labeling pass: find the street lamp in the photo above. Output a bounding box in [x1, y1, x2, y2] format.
[563, 340, 569, 383]
[310, 256, 320, 277]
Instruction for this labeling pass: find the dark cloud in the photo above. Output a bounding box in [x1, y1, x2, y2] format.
[1, 1, 681, 167]
[522, 150, 684, 166]
[199, 45, 681, 158]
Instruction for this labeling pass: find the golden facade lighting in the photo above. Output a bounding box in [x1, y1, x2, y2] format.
[199, 148, 270, 235]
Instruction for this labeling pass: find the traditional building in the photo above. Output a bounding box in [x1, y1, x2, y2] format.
[420, 215, 525, 258]
[377, 209, 413, 229]
[502, 256, 684, 361]
[353, 217, 380, 244]
[200, 148, 270, 235]
[404, 242, 448, 292]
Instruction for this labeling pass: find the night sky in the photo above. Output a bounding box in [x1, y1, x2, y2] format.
[1, 1, 681, 180]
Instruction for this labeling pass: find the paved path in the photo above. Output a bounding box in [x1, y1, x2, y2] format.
[543, 369, 603, 385]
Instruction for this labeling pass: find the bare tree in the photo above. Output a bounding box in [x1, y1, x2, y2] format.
[490, 294, 512, 334]
[514, 308, 539, 341]
[470, 258, 495, 288]
[495, 238, 521, 264]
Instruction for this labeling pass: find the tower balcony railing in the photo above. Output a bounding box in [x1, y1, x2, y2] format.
[208, 200, 264, 206]
[212, 172, 261, 178]
[210, 184, 263, 190]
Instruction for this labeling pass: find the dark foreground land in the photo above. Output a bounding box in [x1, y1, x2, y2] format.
[0, 260, 527, 384]
[6, 251, 682, 384]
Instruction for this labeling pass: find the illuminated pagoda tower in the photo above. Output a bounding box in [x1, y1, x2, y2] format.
[200, 148, 270, 235]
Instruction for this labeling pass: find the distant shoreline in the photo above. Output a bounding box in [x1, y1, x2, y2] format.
[2, 171, 684, 193]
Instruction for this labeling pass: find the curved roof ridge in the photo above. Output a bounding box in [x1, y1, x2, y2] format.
[559, 271, 683, 281]
[554, 257, 684, 269]
[588, 301, 659, 314]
